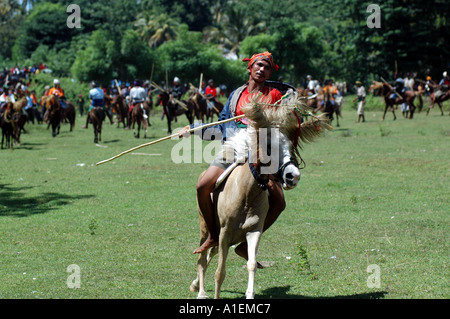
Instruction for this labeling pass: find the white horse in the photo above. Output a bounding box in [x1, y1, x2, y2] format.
[190, 95, 332, 299]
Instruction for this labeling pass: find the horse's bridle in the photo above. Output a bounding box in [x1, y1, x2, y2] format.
[274, 158, 298, 181]
[248, 155, 299, 190]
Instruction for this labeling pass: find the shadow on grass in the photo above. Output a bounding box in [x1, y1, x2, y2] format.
[258, 285, 388, 299]
[0, 184, 95, 218]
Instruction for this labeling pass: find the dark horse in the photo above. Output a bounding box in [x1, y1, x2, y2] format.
[89, 107, 105, 143]
[44, 95, 76, 136]
[323, 98, 342, 127]
[1, 102, 16, 150]
[155, 91, 194, 134]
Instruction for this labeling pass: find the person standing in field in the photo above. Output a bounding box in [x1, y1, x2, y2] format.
[353, 81, 366, 123]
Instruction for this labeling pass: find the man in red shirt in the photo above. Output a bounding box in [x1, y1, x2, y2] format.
[205, 79, 217, 98]
[204, 79, 218, 112]
[179, 52, 287, 259]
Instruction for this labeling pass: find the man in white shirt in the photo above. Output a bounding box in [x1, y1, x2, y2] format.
[353, 81, 366, 123]
[0, 86, 15, 105]
[129, 80, 148, 119]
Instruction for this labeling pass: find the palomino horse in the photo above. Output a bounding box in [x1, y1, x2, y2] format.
[89, 107, 105, 143]
[155, 91, 194, 134]
[426, 89, 450, 116]
[190, 94, 332, 299]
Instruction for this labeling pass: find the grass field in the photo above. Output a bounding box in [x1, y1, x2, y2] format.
[0, 96, 448, 299]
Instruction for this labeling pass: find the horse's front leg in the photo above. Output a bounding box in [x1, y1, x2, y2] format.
[214, 239, 229, 299]
[245, 230, 262, 299]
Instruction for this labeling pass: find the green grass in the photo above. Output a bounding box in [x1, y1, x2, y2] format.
[0, 98, 448, 299]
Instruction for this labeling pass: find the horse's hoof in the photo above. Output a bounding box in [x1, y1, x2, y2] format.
[190, 284, 199, 293]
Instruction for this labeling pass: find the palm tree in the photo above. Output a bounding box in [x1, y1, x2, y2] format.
[203, 0, 266, 57]
[134, 13, 180, 48]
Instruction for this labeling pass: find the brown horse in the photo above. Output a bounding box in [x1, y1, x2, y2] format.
[426, 89, 450, 116]
[190, 94, 332, 299]
[44, 95, 61, 137]
[187, 88, 224, 123]
[89, 107, 105, 143]
[43, 95, 76, 136]
[188, 88, 208, 122]
[12, 97, 28, 142]
[155, 91, 194, 134]
[106, 94, 128, 128]
[375, 82, 418, 120]
[130, 102, 148, 138]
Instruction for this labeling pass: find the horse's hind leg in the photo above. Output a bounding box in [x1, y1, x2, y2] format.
[438, 102, 444, 116]
[191, 248, 217, 299]
[93, 125, 98, 143]
[245, 231, 262, 299]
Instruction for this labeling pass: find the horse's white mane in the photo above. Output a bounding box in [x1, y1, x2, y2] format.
[221, 91, 333, 164]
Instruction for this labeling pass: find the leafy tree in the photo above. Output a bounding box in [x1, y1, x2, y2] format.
[134, 12, 180, 47]
[11, 2, 79, 60]
[155, 24, 247, 88]
[0, 0, 23, 59]
[71, 30, 116, 83]
[120, 29, 155, 81]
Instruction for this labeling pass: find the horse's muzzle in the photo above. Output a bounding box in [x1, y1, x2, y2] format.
[282, 165, 301, 190]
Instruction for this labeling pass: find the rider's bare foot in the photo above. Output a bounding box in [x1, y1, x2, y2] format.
[193, 238, 218, 254]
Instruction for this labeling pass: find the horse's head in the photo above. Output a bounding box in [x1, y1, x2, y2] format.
[237, 92, 333, 190]
[45, 95, 60, 111]
[155, 91, 169, 106]
[13, 97, 27, 112]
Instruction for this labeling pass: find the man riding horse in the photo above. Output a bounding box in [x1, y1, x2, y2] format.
[179, 51, 290, 259]
[129, 80, 149, 120]
[83, 81, 114, 129]
[426, 71, 450, 115]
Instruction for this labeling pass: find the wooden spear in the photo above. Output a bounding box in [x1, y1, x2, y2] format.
[151, 81, 188, 111]
[381, 76, 402, 98]
[95, 114, 245, 166]
[188, 82, 220, 114]
[114, 79, 122, 95]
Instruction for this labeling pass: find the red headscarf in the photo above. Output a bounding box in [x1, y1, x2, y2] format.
[243, 51, 279, 71]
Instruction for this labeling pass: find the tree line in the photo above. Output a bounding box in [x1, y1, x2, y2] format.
[1, 0, 449, 90]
